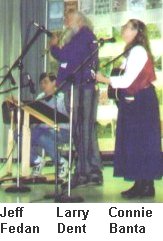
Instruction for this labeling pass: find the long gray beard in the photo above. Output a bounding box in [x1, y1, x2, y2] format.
[61, 27, 79, 46]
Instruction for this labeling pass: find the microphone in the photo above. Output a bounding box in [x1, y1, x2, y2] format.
[26, 73, 36, 94]
[93, 37, 116, 45]
[33, 22, 53, 37]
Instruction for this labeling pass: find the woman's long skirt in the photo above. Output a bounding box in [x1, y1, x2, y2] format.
[114, 85, 163, 180]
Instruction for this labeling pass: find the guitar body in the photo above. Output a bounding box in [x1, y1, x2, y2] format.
[107, 68, 124, 100]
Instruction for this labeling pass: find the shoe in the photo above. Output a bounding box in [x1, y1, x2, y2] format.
[31, 157, 46, 176]
[88, 170, 103, 185]
[140, 181, 155, 198]
[31, 156, 42, 166]
[58, 157, 68, 179]
[61, 174, 88, 190]
[121, 181, 142, 199]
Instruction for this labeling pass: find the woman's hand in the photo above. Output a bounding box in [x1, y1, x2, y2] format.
[96, 72, 110, 84]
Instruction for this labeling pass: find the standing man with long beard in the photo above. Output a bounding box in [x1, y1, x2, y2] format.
[49, 11, 103, 188]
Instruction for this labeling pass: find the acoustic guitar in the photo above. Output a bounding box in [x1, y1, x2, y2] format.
[107, 68, 124, 100]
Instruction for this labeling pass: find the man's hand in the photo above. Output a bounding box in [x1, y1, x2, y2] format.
[49, 34, 59, 47]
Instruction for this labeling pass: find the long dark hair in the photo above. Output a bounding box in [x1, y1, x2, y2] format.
[124, 19, 153, 59]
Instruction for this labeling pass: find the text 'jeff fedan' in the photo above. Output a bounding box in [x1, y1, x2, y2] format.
[0, 207, 39, 234]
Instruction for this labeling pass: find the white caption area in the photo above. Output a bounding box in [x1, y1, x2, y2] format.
[0, 203, 162, 241]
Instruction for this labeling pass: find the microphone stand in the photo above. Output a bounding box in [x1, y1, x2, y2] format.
[56, 79, 83, 202]
[44, 40, 105, 203]
[44, 92, 65, 199]
[2, 29, 43, 193]
[44, 76, 83, 203]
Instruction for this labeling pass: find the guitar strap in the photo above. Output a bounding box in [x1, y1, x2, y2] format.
[102, 45, 134, 68]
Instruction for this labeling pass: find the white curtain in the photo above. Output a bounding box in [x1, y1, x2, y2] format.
[0, 0, 47, 158]
[0, 0, 21, 157]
